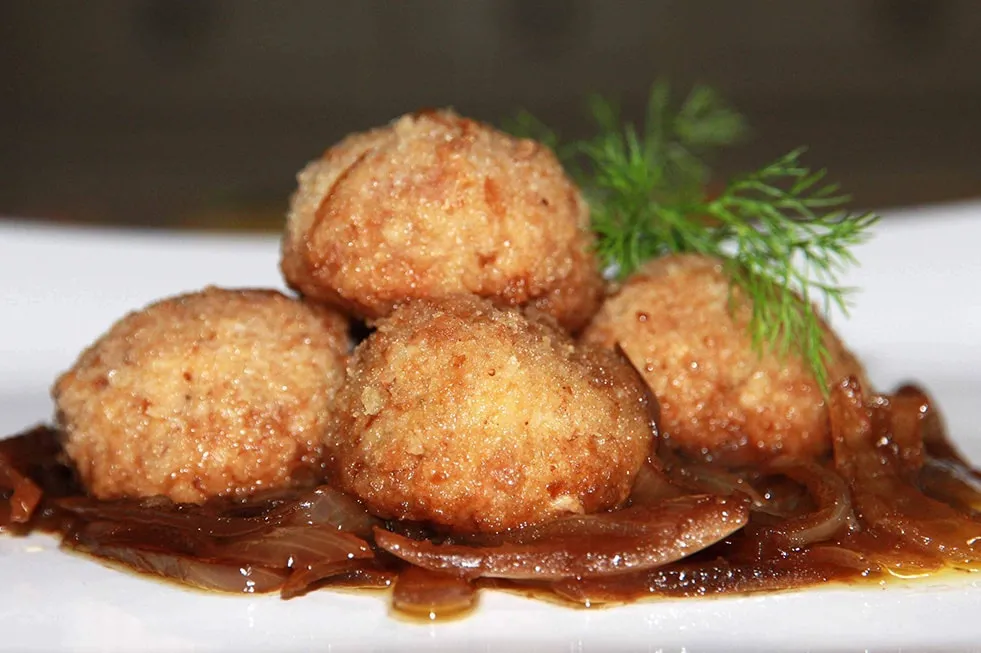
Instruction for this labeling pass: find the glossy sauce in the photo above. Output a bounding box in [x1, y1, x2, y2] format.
[2, 411, 980, 622]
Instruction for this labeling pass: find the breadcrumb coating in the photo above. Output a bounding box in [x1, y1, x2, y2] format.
[582, 254, 868, 465]
[53, 287, 350, 503]
[281, 109, 604, 332]
[325, 296, 656, 533]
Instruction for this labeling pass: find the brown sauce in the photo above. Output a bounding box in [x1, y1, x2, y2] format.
[3, 381, 981, 622]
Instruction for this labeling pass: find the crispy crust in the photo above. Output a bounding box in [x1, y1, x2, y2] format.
[280, 109, 604, 333]
[325, 296, 655, 533]
[582, 254, 869, 465]
[53, 287, 350, 503]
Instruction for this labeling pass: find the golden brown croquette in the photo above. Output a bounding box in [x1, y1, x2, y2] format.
[53, 287, 350, 503]
[324, 295, 656, 534]
[582, 254, 868, 465]
[281, 109, 604, 333]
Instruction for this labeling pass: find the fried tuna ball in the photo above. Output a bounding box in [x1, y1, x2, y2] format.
[582, 254, 868, 465]
[280, 109, 604, 333]
[325, 296, 655, 533]
[53, 287, 350, 503]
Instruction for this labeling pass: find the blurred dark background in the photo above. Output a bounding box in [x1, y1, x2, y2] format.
[1, 0, 979, 230]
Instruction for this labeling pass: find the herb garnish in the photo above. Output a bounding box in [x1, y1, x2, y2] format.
[508, 82, 878, 390]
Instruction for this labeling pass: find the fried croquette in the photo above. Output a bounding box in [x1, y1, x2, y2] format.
[53, 287, 350, 503]
[324, 296, 656, 533]
[281, 109, 604, 333]
[582, 254, 868, 465]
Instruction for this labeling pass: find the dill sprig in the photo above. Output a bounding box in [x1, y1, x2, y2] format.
[705, 151, 878, 389]
[508, 82, 878, 390]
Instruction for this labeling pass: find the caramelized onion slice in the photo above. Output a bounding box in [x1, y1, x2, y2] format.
[0, 458, 42, 524]
[0, 427, 65, 525]
[803, 545, 877, 574]
[895, 384, 978, 475]
[69, 518, 374, 576]
[58, 485, 379, 538]
[376, 495, 748, 581]
[876, 392, 926, 475]
[392, 566, 478, 619]
[305, 562, 396, 591]
[830, 377, 981, 563]
[458, 487, 709, 546]
[217, 525, 373, 569]
[74, 542, 289, 593]
[761, 458, 855, 549]
[279, 558, 382, 599]
[658, 447, 765, 508]
[275, 487, 380, 536]
[64, 499, 378, 599]
[628, 461, 687, 506]
[919, 457, 981, 516]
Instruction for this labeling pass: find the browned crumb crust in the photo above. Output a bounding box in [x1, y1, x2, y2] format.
[53, 287, 350, 503]
[582, 254, 869, 465]
[280, 109, 604, 333]
[325, 295, 656, 533]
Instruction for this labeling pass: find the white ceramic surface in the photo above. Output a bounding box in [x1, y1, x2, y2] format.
[1, 204, 980, 652]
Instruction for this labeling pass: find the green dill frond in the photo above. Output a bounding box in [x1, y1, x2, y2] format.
[571, 82, 747, 278]
[502, 82, 876, 389]
[579, 82, 747, 208]
[673, 84, 748, 149]
[705, 149, 878, 388]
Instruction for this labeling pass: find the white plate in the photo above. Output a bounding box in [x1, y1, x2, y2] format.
[1, 205, 980, 652]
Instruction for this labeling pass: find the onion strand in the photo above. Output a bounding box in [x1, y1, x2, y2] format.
[375, 495, 748, 580]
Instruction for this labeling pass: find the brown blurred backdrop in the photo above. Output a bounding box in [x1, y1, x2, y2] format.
[1, 0, 979, 230]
